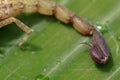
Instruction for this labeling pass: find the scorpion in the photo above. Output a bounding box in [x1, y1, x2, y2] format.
[0, 0, 110, 64]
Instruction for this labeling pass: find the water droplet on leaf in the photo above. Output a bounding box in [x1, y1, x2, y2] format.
[31, 51, 36, 54]
[96, 25, 102, 30]
[35, 74, 50, 80]
[43, 68, 47, 72]
[96, 25, 109, 35]
[117, 35, 120, 41]
[57, 60, 61, 65]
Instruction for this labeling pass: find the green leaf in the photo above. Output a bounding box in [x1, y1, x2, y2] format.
[0, 0, 120, 80]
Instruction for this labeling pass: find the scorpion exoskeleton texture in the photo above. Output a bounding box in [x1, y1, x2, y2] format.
[0, 0, 110, 64]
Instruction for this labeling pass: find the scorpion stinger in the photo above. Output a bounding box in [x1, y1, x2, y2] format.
[89, 30, 110, 64]
[0, 0, 110, 64]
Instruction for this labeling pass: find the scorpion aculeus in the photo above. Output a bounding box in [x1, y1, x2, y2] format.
[0, 0, 110, 64]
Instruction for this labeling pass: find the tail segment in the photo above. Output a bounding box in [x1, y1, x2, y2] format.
[37, 0, 95, 35]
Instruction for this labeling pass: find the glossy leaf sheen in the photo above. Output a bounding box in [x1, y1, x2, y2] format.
[0, 0, 120, 80]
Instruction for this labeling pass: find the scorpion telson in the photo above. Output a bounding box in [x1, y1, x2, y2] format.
[90, 30, 110, 64]
[0, 0, 110, 64]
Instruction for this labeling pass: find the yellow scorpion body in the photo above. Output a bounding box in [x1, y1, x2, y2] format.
[0, 0, 110, 64]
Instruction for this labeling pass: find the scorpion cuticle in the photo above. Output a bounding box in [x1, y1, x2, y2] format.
[0, 0, 110, 64]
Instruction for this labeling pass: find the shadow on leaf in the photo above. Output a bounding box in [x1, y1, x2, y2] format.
[20, 43, 43, 52]
[95, 52, 113, 72]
